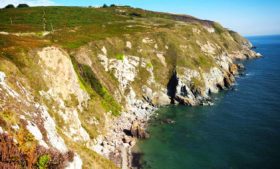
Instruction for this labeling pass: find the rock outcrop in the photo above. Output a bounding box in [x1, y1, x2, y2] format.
[130, 121, 149, 139]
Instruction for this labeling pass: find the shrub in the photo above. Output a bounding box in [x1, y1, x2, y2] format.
[37, 154, 50, 169]
[17, 4, 29, 8]
[110, 4, 116, 7]
[116, 54, 125, 60]
[4, 4, 15, 9]
[146, 62, 153, 68]
[71, 56, 121, 116]
[213, 22, 225, 34]
[102, 4, 108, 8]
[191, 77, 204, 88]
[129, 12, 142, 17]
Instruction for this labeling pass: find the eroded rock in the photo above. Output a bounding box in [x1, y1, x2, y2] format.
[152, 91, 171, 106]
[130, 121, 149, 139]
[175, 95, 196, 106]
[229, 64, 239, 75]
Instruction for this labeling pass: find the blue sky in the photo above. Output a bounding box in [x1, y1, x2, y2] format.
[1, 0, 280, 36]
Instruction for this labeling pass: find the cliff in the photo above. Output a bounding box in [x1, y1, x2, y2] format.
[0, 6, 259, 169]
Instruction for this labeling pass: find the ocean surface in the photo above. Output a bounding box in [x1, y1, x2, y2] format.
[134, 35, 280, 169]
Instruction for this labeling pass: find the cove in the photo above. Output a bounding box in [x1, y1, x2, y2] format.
[133, 35, 280, 169]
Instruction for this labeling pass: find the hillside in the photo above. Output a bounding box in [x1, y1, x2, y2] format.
[0, 6, 259, 169]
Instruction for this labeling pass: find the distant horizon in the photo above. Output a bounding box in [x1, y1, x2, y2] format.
[1, 0, 280, 36]
[245, 34, 280, 37]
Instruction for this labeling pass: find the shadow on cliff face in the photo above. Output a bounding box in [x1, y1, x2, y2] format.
[131, 152, 143, 168]
[167, 70, 178, 104]
[131, 152, 153, 169]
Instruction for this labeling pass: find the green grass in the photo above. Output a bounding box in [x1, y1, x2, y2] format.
[0, 6, 150, 49]
[212, 22, 226, 34]
[0, 6, 224, 50]
[71, 56, 121, 116]
[191, 76, 205, 89]
[0, 7, 124, 31]
[78, 63, 121, 116]
[80, 64, 121, 116]
[37, 155, 50, 169]
[146, 62, 153, 68]
[116, 53, 125, 60]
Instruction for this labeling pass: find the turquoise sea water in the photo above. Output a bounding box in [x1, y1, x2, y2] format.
[135, 35, 280, 169]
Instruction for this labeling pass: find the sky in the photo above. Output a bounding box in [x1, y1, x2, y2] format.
[1, 0, 280, 36]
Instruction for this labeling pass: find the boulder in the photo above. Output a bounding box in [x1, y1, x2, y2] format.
[237, 63, 245, 71]
[175, 95, 196, 106]
[202, 100, 214, 106]
[224, 74, 235, 88]
[251, 46, 257, 49]
[152, 92, 170, 106]
[130, 120, 149, 139]
[130, 120, 139, 137]
[190, 84, 203, 97]
[129, 138, 136, 146]
[122, 136, 131, 143]
[229, 74, 235, 82]
[162, 118, 176, 124]
[256, 52, 262, 57]
[138, 127, 150, 139]
[229, 64, 239, 75]
[142, 86, 153, 102]
[0, 72, 5, 83]
[216, 82, 225, 90]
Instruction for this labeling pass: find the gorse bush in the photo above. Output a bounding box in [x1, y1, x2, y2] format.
[116, 54, 125, 60]
[213, 22, 225, 34]
[37, 155, 50, 169]
[147, 62, 153, 68]
[129, 12, 142, 17]
[4, 4, 15, 9]
[17, 4, 29, 8]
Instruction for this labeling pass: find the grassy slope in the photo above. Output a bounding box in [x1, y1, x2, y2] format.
[0, 6, 239, 49]
[0, 6, 249, 168]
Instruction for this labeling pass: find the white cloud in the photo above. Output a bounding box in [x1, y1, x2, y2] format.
[0, 0, 56, 8]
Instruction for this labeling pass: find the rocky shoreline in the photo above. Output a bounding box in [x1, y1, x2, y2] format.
[92, 98, 157, 168]
[91, 46, 261, 169]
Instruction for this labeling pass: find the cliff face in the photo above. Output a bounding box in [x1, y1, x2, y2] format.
[0, 6, 259, 169]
